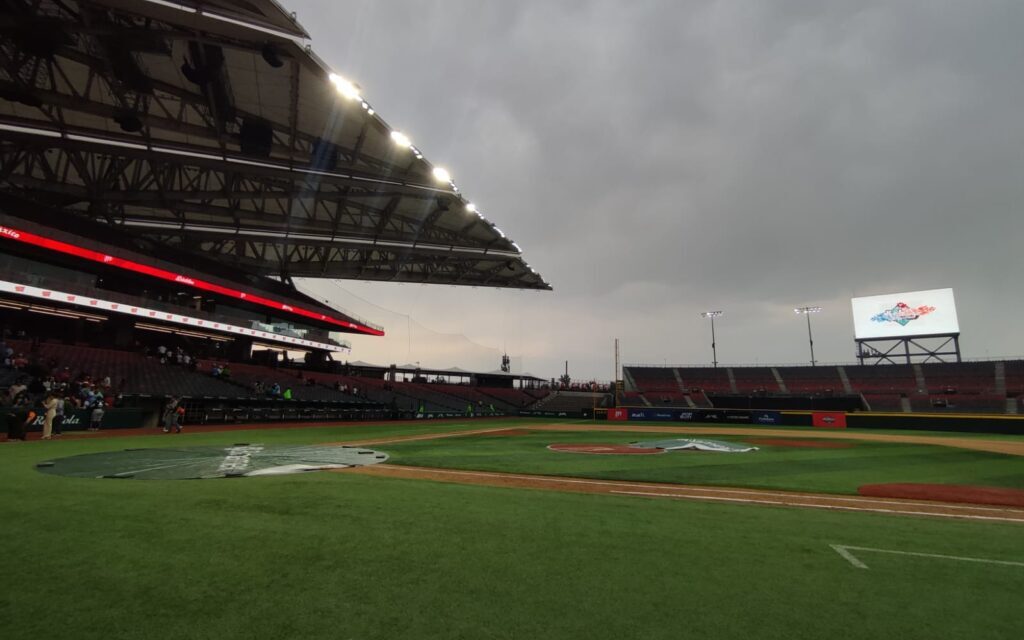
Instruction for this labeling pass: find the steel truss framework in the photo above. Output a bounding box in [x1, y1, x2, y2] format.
[0, 0, 550, 290]
[855, 334, 962, 365]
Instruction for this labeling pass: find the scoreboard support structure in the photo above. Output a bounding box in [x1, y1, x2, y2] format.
[855, 333, 961, 365]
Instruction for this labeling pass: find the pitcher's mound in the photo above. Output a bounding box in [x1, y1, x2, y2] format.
[548, 444, 664, 455]
[859, 483, 1024, 507]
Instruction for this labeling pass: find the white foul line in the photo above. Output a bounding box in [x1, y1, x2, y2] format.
[831, 544, 1024, 570]
[609, 490, 1024, 523]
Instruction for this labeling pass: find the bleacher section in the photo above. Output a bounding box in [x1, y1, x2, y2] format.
[774, 366, 843, 394]
[11, 342, 245, 398]
[626, 361, 1021, 414]
[730, 367, 780, 394]
[534, 391, 610, 412]
[196, 361, 368, 404]
[478, 387, 547, 409]
[918, 362, 994, 393]
[1006, 361, 1024, 398]
[627, 367, 679, 394]
[675, 367, 732, 394]
[2, 340, 542, 416]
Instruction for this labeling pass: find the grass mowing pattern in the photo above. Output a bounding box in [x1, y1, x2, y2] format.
[2, 419, 1024, 639]
[380, 429, 1024, 494]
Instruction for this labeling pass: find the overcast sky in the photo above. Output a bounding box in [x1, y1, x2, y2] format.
[292, 0, 1024, 380]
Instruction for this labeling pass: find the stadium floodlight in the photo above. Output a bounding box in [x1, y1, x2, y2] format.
[327, 73, 361, 101]
[700, 311, 723, 367]
[432, 166, 451, 183]
[390, 130, 412, 148]
[794, 306, 823, 366]
[465, 202, 477, 213]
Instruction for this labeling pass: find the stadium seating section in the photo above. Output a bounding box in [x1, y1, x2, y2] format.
[625, 361, 1020, 414]
[0, 340, 552, 415]
[532, 391, 611, 412]
[6, 339, 1020, 417]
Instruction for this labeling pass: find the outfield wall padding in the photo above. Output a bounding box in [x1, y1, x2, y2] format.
[843, 412, 1024, 435]
[610, 407, 1024, 434]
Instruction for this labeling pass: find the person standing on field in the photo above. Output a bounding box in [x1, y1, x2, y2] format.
[89, 405, 104, 432]
[41, 393, 57, 440]
[53, 394, 65, 436]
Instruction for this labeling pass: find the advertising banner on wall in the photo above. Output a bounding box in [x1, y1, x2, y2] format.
[620, 408, 785, 424]
[851, 288, 959, 340]
[811, 412, 847, 429]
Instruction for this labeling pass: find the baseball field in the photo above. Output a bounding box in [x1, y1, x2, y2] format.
[2, 417, 1024, 639]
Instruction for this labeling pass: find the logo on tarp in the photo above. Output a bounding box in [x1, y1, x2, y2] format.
[630, 438, 759, 453]
[35, 444, 388, 480]
[871, 302, 935, 327]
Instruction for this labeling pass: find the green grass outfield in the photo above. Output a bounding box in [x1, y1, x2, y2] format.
[380, 428, 1024, 494]
[2, 418, 1023, 640]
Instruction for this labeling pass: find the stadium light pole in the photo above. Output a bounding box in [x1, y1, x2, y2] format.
[700, 311, 723, 368]
[794, 306, 823, 366]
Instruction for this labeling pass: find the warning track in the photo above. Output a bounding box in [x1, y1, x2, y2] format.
[341, 464, 1024, 524]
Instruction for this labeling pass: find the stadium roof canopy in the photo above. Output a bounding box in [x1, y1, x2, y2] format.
[0, 0, 550, 290]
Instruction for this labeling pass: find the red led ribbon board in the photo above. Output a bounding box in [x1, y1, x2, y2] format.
[0, 225, 383, 336]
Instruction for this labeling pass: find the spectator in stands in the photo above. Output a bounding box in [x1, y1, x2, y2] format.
[220, 365, 231, 380]
[283, 387, 293, 400]
[7, 379, 26, 402]
[211, 363, 222, 378]
[270, 382, 281, 397]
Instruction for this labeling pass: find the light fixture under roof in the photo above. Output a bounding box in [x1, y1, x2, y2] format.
[432, 167, 451, 183]
[327, 73, 361, 101]
[390, 130, 412, 148]
[465, 202, 477, 213]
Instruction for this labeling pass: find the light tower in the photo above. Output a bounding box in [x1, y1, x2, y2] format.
[794, 306, 822, 366]
[700, 311, 723, 368]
